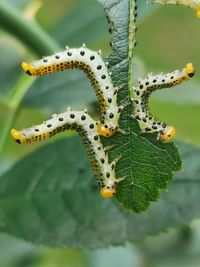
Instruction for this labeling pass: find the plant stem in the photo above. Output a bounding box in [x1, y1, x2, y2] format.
[0, 1, 61, 55]
[0, 2, 62, 154]
[0, 76, 35, 154]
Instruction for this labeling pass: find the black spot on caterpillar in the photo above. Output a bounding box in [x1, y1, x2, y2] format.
[132, 63, 195, 141]
[11, 109, 126, 198]
[21, 45, 125, 138]
[148, 0, 200, 18]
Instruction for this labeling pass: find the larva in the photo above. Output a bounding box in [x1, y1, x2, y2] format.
[132, 0, 138, 52]
[132, 63, 195, 141]
[148, 0, 200, 18]
[11, 109, 125, 198]
[21, 45, 123, 138]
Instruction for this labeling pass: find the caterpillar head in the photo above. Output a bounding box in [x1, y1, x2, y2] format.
[97, 123, 115, 137]
[196, 5, 200, 18]
[11, 129, 25, 144]
[160, 126, 176, 142]
[186, 63, 195, 79]
[100, 187, 116, 198]
[22, 62, 36, 76]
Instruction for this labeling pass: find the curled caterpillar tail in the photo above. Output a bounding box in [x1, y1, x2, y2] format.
[11, 109, 125, 198]
[21, 46, 123, 137]
[148, 1, 200, 18]
[133, 63, 195, 141]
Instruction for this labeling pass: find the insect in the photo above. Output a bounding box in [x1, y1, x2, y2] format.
[21, 45, 124, 137]
[148, 0, 200, 18]
[132, 63, 195, 141]
[11, 108, 125, 198]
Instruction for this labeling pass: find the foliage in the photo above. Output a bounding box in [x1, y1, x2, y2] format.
[0, 0, 199, 250]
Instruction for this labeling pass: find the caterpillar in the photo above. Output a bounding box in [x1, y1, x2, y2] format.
[132, 0, 138, 53]
[21, 45, 124, 138]
[132, 63, 195, 141]
[11, 109, 125, 198]
[148, 0, 200, 18]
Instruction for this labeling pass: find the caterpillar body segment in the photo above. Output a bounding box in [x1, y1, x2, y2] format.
[11, 109, 125, 198]
[21, 46, 123, 137]
[148, 0, 200, 18]
[132, 63, 195, 141]
[131, 0, 138, 54]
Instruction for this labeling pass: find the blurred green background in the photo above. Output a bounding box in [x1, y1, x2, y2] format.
[0, 0, 200, 266]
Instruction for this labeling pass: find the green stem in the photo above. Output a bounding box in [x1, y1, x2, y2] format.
[5, 75, 36, 109]
[0, 2, 62, 154]
[0, 1, 61, 55]
[0, 76, 35, 154]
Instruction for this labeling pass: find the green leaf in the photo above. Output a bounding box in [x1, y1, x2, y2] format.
[96, 0, 181, 210]
[51, 0, 110, 47]
[0, 137, 199, 247]
[0, 137, 127, 248]
[22, 71, 96, 109]
[127, 140, 200, 240]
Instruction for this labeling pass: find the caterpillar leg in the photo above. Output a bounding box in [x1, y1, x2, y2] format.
[104, 144, 115, 153]
[114, 83, 126, 94]
[115, 176, 127, 183]
[116, 128, 129, 135]
[111, 155, 122, 166]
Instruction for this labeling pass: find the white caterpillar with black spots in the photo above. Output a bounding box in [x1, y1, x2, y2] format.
[11, 109, 125, 198]
[132, 63, 195, 141]
[21, 45, 124, 138]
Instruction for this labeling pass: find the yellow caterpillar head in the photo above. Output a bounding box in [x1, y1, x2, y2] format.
[196, 5, 200, 18]
[21, 62, 36, 76]
[100, 187, 116, 198]
[186, 63, 195, 79]
[11, 129, 25, 144]
[160, 126, 176, 142]
[97, 123, 115, 137]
